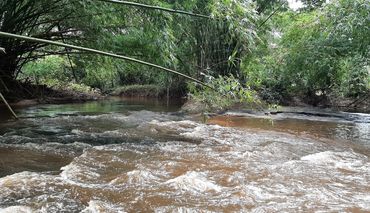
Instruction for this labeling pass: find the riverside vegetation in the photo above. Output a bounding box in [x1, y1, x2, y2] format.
[0, 0, 368, 111]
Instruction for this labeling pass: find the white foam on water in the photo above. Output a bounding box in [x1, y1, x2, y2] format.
[20, 141, 91, 157]
[60, 150, 91, 178]
[71, 129, 85, 135]
[0, 171, 53, 194]
[110, 169, 160, 186]
[0, 135, 34, 144]
[300, 151, 369, 172]
[154, 206, 216, 213]
[1, 110, 370, 211]
[59, 147, 142, 189]
[149, 120, 252, 146]
[180, 126, 214, 140]
[165, 171, 222, 193]
[157, 142, 197, 153]
[75, 111, 181, 126]
[60, 158, 104, 188]
[73, 129, 126, 136]
[101, 130, 124, 136]
[147, 120, 198, 132]
[126, 169, 159, 185]
[81, 200, 126, 213]
[0, 171, 82, 212]
[225, 109, 361, 123]
[0, 206, 35, 213]
[243, 185, 277, 201]
[59, 152, 113, 189]
[353, 194, 370, 209]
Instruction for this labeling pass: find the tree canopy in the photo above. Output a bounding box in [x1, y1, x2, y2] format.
[0, 0, 368, 107]
[0, 0, 258, 92]
[243, 0, 369, 104]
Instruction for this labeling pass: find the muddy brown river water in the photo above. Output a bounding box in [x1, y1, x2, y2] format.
[0, 98, 369, 212]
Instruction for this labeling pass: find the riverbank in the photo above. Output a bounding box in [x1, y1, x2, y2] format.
[0, 81, 104, 108]
[111, 84, 186, 99]
[281, 93, 370, 113]
[181, 94, 370, 115]
[2, 81, 368, 114]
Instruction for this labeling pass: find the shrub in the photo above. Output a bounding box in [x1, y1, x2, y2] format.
[188, 75, 262, 111]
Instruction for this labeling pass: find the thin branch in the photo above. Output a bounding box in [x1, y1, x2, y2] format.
[258, 2, 285, 28]
[97, 0, 211, 19]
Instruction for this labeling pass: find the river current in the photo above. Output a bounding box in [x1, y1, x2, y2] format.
[0, 98, 369, 212]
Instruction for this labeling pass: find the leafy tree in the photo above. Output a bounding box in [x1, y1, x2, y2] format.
[0, 0, 118, 93]
[255, 0, 287, 14]
[243, 0, 369, 104]
[0, 0, 261, 97]
[301, 0, 326, 10]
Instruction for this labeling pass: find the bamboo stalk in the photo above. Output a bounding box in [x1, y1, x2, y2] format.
[97, 0, 211, 19]
[0, 78, 9, 92]
[0, 92, 18, 119]
[258, 2, 284, 28]
[0, 31, 213, 89]
[58, 24, 79, 83]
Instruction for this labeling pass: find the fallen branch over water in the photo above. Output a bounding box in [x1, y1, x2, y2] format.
[0, 92, 18, 119]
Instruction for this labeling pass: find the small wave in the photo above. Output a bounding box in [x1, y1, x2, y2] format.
[81, 200, 126, 213]
[225, 109, 368, 124]
[147, 120, 198, 131]
[71, 129, 85, 135]
[110, 169, 159, 186]
[71, 129, 126, 137]
[148, 120, 239, 145]
[353, 195, 370, 209]
[157, 142, 197, 153]
[75, 111, 180, 126]
[0, 171, 53, 189]
[154, 206, 215, 213]
[0, 141, 91, 158]
[0, 135, 36, 144]
[165, 171, 222, 193]
[0, 206, 34, 213]
[59, 148, 138, 188]
[60, 152, 102, 186]
[300, 151, 369, 172]
[0, 172, 62, 208]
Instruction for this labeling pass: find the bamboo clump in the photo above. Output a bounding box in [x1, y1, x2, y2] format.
[0, 31, 213, 90]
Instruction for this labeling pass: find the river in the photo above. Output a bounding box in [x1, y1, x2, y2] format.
[0, 98, 369, 212]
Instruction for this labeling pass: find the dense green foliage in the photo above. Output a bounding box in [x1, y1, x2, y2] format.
[189, 75, 261, 111]
[1, 0, 368, 107]
[300, 0, 326, 10]
[243, 0, 369, 105]
[1, 0, 258, 95]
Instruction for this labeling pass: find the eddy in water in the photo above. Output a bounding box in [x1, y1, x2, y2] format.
[0, 99, 369, 212]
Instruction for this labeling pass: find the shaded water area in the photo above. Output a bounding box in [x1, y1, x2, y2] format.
[0, 98, 369, 212]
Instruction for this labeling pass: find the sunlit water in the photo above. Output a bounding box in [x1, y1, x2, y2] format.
[0, 98, 369, 212]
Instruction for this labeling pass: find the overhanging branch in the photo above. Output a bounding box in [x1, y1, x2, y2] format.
[97, 0, 211, 19]
[0, 31, 213, 89]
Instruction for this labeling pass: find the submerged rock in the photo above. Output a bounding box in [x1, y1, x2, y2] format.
[180, 98, 209, 114]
